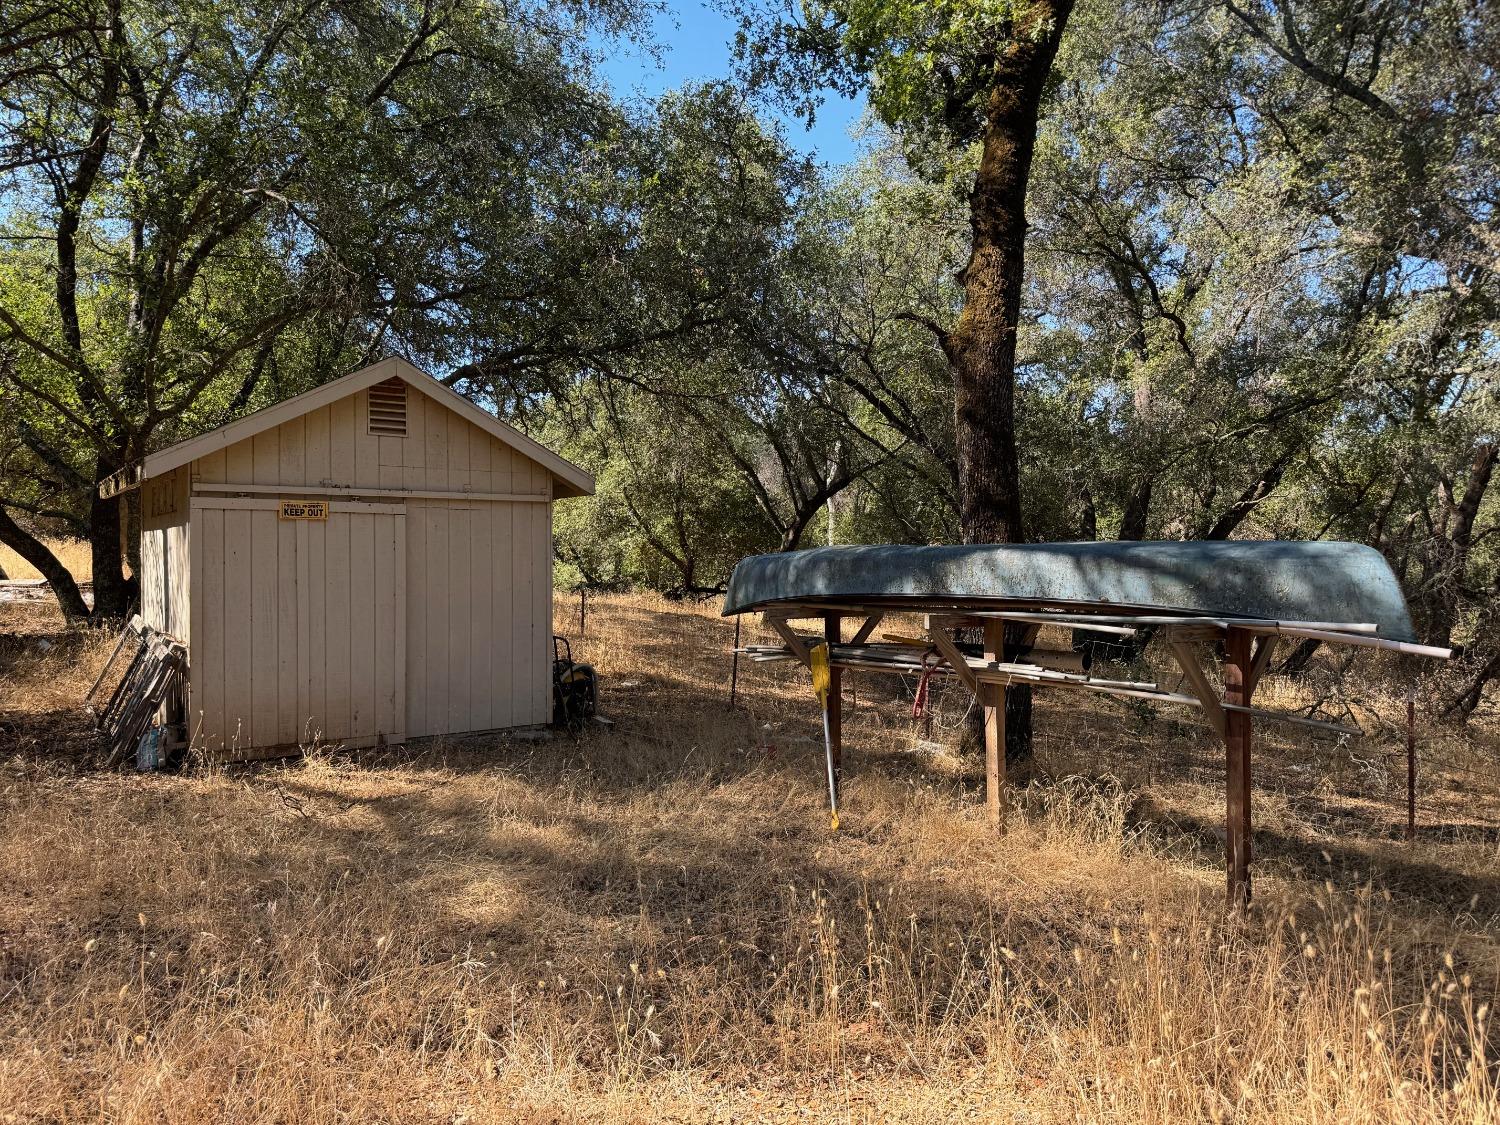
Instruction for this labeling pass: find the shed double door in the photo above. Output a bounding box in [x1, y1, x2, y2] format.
[190, 497, 406, 753]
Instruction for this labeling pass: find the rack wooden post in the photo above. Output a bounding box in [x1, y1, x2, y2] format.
[729, 615, 742, 709]
[982, 620, 1007, 834]
[741, 595, 1448, 898]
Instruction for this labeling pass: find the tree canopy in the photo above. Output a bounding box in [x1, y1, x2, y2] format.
[1, 0, 1496, 711]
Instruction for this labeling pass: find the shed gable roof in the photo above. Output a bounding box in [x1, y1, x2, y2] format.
[139, 358, 593, 498]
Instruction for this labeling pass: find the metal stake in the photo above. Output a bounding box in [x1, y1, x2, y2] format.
[1406, 689, 1417, 842]
[822, 702, 839, 829]
[811, 641, 839, 830]
[729, 615, 742, 709]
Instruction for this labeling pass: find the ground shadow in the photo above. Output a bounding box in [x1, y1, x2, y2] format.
[1126, 791, 1500, 914]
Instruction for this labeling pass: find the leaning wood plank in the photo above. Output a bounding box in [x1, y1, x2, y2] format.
[97, 631, 189, 765]
[1169, 640, 1226, 739]
[983, 620, 1006, 834]
[926, 625, 979, 694]
[880, 632, 931, 647]
[85, 617, 142, 709]
[767, 617, 812, 666]
[848, 613, 885, 646]
[1248, 635, 1278, 694]
[824, 615, 843, 812]
[97, 638, 147, 729]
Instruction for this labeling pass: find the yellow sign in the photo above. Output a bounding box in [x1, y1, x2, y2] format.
[278, 499, 329, 520]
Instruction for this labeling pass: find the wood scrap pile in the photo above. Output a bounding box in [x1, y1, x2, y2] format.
[740, 627, 1362, 736]
[88, 615, 189, 766]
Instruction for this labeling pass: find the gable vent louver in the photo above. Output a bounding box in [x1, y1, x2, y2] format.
[367, 377, 407, 436]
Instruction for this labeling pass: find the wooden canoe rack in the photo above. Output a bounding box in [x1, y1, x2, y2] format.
[744, 606, 1451, 910]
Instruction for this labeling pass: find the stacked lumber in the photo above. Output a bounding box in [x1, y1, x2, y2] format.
[91, 616, 189, 767]
[739, 637, 1360, 736]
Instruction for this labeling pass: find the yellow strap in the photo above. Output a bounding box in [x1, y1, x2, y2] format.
[810, 642, 831, 704]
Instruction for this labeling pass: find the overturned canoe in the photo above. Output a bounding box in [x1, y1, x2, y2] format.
[721, 541, 1418, 642]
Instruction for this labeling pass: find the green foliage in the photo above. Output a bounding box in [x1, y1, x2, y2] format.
[733, 0, 1064, 159]
[2, 0, 1496, 697]
[550, 388, 773, 595]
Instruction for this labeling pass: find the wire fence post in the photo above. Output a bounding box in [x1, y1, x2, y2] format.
[1406, 687, 1417, 842]
[729, 615, 742, 709]
[578, 585, 587, 638]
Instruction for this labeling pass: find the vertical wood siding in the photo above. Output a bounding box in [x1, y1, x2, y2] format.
[189, 498, 405, 754]
[403, 497, 551, 737]
[172, 379, 556, 753]
[193, 387, 552, 495]
[141, 467, 191, 640]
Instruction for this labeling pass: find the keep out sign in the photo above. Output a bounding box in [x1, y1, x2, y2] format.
[278, 499, 329, 520]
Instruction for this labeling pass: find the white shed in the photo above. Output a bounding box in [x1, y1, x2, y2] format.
[122, 357, 593, 757]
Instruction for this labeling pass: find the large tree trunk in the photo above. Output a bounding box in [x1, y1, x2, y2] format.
[1426, 440, 1496, 647]
[0, 507, 91, 622]
[1118, 479, 1153, 540]
[1273, 636, 1322, 678]
[1201, 449, 1296, 541]
[1442, 648, 1500, 720]
[943, 2, 1074, 770]
[88, 456, 136, 621]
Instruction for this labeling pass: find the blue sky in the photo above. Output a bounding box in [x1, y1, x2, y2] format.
[593, 0, 867, 167]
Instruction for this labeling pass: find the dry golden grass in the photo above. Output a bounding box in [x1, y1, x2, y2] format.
[0, 537, 92, 583]
[0, 592, 1497, 1122]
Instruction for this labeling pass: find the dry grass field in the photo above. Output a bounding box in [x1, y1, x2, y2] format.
[0, 538, 92, 584]
[1, 591, 1498, 1122]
